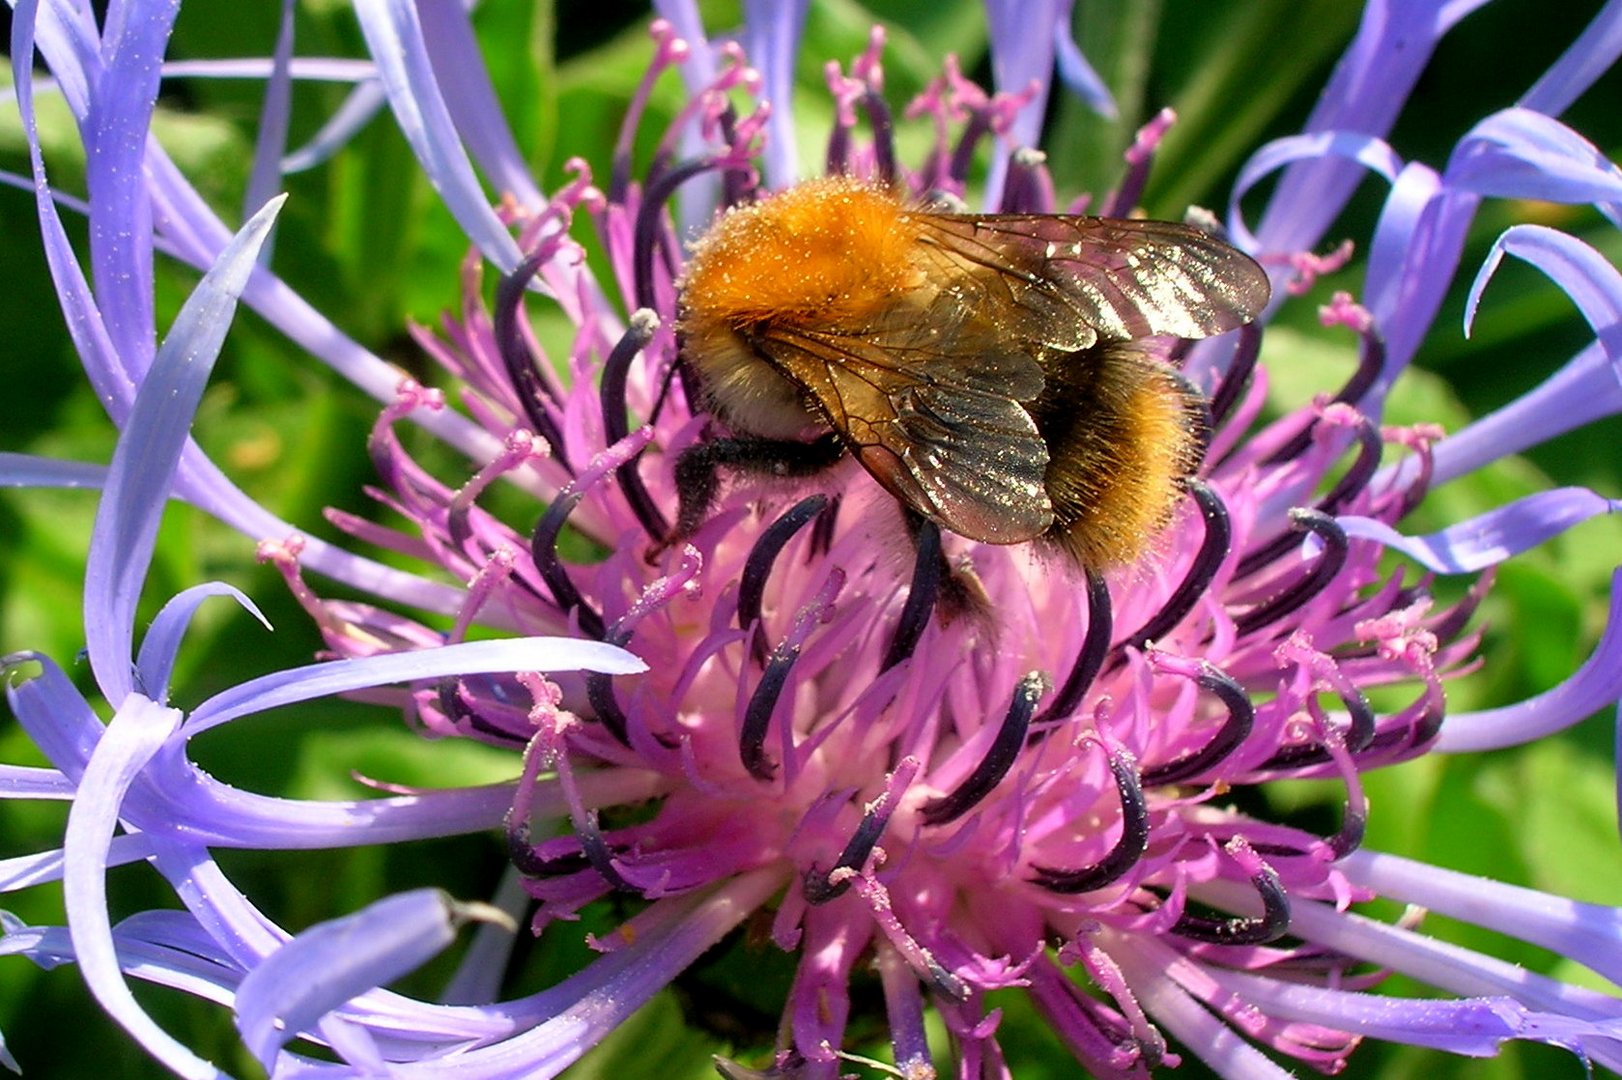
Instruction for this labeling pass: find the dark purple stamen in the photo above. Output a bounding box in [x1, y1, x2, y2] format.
[585, 667, 632, 747]
[1258, 683, 1377, 770]
[1100, 152, 1152, 221]
[1263, 327, 1387, 465]
[1117, 482, 1231, 653]
[999, 147, 1049, 213]
[924, 958, 970, 1002]
[598, 311, 668, 539]
[825, 116, 851, 175]
[739, 495, 829, 666]
[1234, 445, 1362, 580]
[1328, 797, 1367, 859]
[435, 678, 516, 743]
[740, 638, 801, 781]
[576, 809, 637, 893]
[1316, 418, 1383, 515]
[883, 519, 944, 671]
[530, 488, 607, 640]
[495, 251, 571, 471]
[715, 107, 755, 207]
[947, 109, 992, 184]
[919, 672, 1045, 825]
[1232, 510, 1349, 637]
[1170, 863, 1290, 945]
[1426, 570, 1494, 646]
[1141, 664, 1255, 786]
[803, 798, 895, 905]
[504, 812, 594, 876]
[861, 88, 897, 187]
[1206, 324, 1263, 432]
[1031, 750, 1149, 893]
[633, 157, 721, 311]
[1034, 569, 1112, 727]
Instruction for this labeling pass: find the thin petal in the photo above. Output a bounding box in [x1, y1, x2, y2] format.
[1448, 108, 1622, 226]
[742, 0, 810, 187]
[350, 0, 526, 276]
[1338, 488, 1622, 573]
[134, 583, 272, 704]
[1520, 0, 1622, 116]
[1436, 569, 1622, 752]
[62, 695, 220, 1079]
[241, 0, 296, 227]
[83, 194, 287, 703]
[0, 453, 108, 490]
[234, 888, 504, 1069]
[417, 0, 544, 206]
[186, 636, 645, 736]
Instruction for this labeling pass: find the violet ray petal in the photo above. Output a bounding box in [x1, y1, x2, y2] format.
[742, 0, 810, 188]
[417, 0, 544, 207]
[241, 0, 296, 227]
[417, 869, 783, 1078]
[234, 888, 504, 1069]
[83, 195, 287, 704]
[1520, 0, 1622, 116]
[982, 0, 1063, 209]
[1448, 108, 1622, 225]
[159, 57, 377, 83]
[0, 767, 76, 801]
[0, 834, 154, 894]
[5, 651, 111, 782]
[350, 0, 525, 275]
[438, 869, 529, 1006]
[1338, 488, 1622, 574]
[11, 3, 132, 417]
[283, 80, 388, 173]
[1437, 569, 1622, 752]
[1209, 969, 1592, 1058]
[1228, 129, 1403, 256]
[3, 917, 241, 1006]
[1112, 942, 1297, 1079]
[84, 0, 178, 366]
[135, 583, 271, 705]
[1052, 6, 1116, 119]
[0, 454, 109, 491]
[1252, 0, 1489, 254]
[1214, 880, 1622, 1034]
[61, 695, 221, 1080]
[1467, 225, 1622, 362]
[185, 636, 645, 737]
[1341, 849, 1622, 988]
[1419, 339, 1622, 486]
[1362, 171, 1479, 407]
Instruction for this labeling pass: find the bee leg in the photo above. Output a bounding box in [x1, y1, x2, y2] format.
[668, 432, 846, 543]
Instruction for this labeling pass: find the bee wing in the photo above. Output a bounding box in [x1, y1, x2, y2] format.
[911, 213, 1271, 352]
[755, 321, 1055, 544]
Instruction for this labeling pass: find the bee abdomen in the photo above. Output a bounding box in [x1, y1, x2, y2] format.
[1030, 343, 1203, 571]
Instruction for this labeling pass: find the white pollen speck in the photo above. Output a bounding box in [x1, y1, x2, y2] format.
[1045, 242, 1057, 259]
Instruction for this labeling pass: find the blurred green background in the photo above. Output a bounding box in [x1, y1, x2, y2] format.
[1, 1, 1620, 1076]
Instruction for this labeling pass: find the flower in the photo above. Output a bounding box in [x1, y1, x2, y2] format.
[4, 2, 1622, 1079]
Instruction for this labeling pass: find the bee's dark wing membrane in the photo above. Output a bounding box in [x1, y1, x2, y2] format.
[911, 214, 1272, 352]
[753, 320, 1055, 544]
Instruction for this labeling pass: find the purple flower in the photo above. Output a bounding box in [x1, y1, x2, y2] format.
[5, 2, 1622, 1078]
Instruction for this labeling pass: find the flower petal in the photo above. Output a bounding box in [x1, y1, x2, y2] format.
[234, 888, 506, 1070]
[83, 194, 287, 704]
[350, 0, 526, 276]
[1436, 569, 1622, 752]
[1338, 488, 1622, 573]
[62, 695, 219, 1079]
